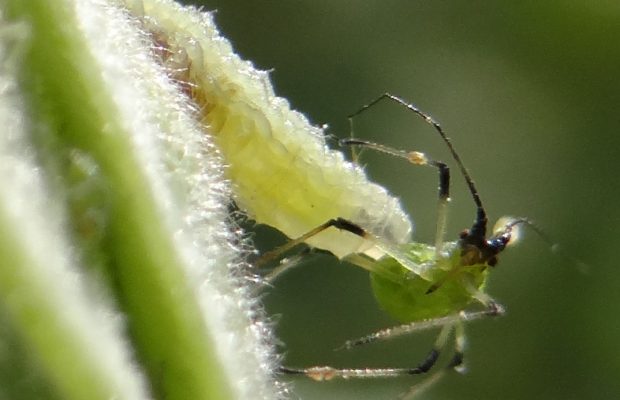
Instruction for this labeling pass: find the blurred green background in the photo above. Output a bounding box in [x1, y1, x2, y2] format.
[187, 1, 620, 399]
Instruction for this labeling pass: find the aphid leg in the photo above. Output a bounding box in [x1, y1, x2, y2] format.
[304, 305, 498, 394]
[262, 248, 312, 284]
[255, 218, 371, 269]
[340, 138, 450, 258]
[460, 276, 505, 316]
[278, 320, 470, 397]
[449, 321, 467, 374]
[256, 217, 427, 283]
[339, 304, 499, 352]
[324, 294, 499, 385]
[342, 93, 458, 257]
[346, 115, 361, 163]
[347, 93, 484, 208]
[345, 92, 490, 248]
[293, 306, 498, 383]
[400, 322, 467, 400]
[278, 324, 454, 381]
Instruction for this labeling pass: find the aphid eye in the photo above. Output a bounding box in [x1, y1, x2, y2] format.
[493, 216, 523, 247]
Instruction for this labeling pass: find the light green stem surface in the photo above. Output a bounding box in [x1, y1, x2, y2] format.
[0, 1, 279, 399]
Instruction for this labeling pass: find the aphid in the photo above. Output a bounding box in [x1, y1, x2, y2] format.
[127, 2, 551, 396]
[259, 93, 546, 398]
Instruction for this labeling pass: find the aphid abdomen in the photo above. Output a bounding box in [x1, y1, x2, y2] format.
[369, 242, 489, 323]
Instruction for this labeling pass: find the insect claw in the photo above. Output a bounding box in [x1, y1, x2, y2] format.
[486, 302, 505, 316]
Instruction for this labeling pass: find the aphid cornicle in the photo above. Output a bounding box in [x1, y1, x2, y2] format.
[260, 93, 537, 398]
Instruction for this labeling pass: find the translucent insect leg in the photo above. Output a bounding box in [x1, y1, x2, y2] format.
[400, 322, 467, 400]
[347, 93, 484, 212]
[279, 305, 501, 385]
[261, 248, 312, 284]
[346, 113, 361, 163]
[278, 324, 454, 381]
[278, 320, 474, 391]
[254, 218, 370, 269]
[256, 216, 429, 279]
[449, 321, 467, 374]
[458, 274, 506, 316]
[346, 92, 490, 246]
[340, 137, 450, 258]
[339, 304, 501, 351]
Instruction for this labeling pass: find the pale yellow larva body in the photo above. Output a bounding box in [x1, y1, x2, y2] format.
[130, 0, 412, 258]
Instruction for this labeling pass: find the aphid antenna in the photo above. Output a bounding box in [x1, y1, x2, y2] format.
[498, 218, 589, 274]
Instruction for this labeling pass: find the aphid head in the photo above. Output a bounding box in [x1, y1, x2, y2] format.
[459, 216, 527, 267]
[492, 216, 524, 247]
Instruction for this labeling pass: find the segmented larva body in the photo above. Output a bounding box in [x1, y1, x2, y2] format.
[133, 0, 412, 258]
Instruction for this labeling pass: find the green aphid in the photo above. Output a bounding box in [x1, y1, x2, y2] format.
[260, 93, 542, 399]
